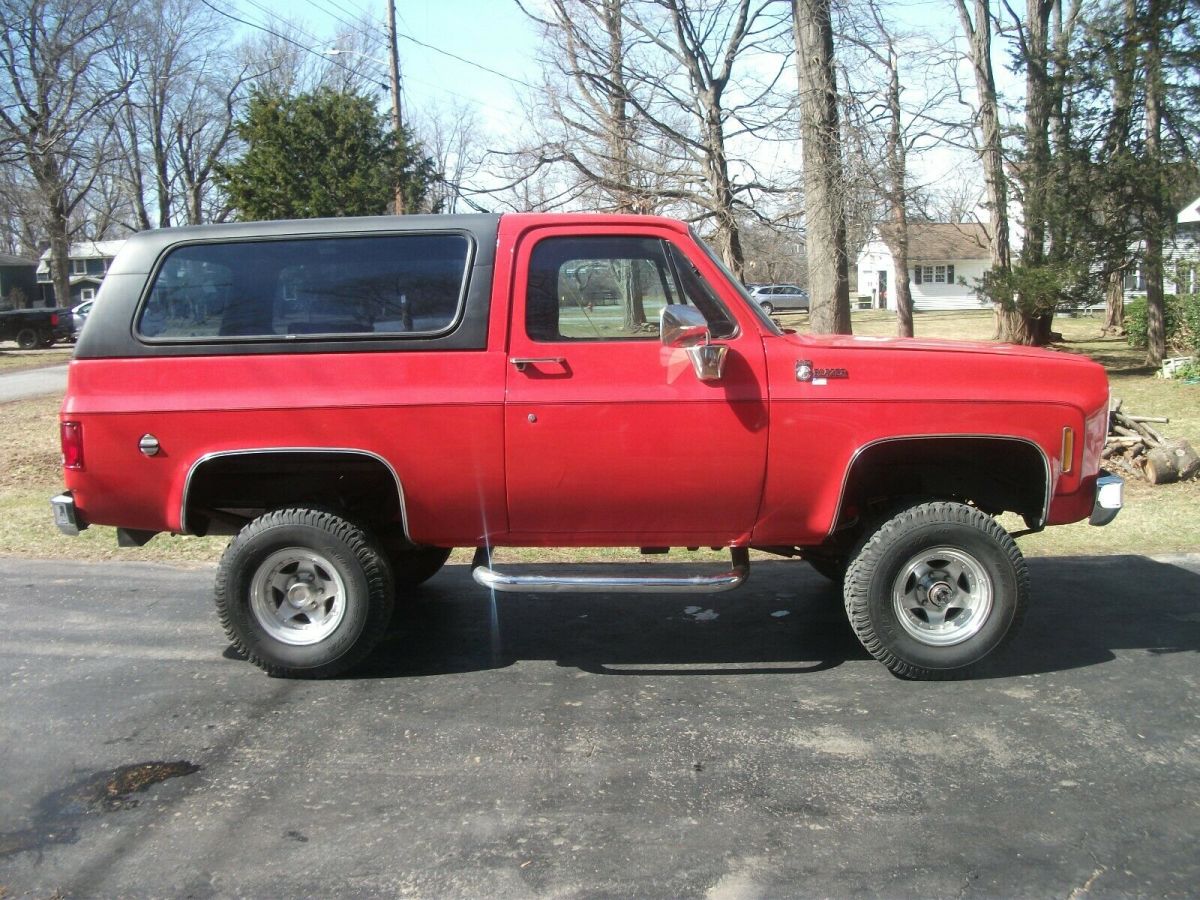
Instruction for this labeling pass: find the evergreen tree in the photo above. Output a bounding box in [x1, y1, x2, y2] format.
[217, 88, 434, 220]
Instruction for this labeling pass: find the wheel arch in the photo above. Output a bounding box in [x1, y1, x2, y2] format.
[181, 447, 410, 538]
[832, 435, 1051, 534]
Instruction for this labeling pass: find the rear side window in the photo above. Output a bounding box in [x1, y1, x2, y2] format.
[137, 233, 471, 341]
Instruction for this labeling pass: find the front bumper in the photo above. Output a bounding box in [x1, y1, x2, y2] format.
[50, 491, 86, 536]
[1089, 472, 1124, 527]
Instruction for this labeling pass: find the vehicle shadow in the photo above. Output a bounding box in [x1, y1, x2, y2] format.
[346, 554, 1200, 680]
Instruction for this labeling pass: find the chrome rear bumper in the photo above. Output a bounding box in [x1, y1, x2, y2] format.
[50, 492, 85, 536]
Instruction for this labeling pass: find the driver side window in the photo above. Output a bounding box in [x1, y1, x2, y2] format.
[526, 236, 735, 342]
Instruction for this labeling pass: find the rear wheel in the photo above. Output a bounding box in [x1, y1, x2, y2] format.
[15, 327, 37, 350]
[844, 501, 1028, 680]
[215, 508, 394, 678]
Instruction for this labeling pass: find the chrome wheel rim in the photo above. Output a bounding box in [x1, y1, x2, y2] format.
[250, 549, 347, 646]
[891, 546, 993, 647]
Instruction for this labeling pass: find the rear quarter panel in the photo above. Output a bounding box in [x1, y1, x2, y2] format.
[62, 351, 508, 544]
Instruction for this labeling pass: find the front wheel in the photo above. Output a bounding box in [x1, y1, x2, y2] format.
[844, 502, 1028, 680]
[760, 301, 774, 315]
[215, 508, 394, 678]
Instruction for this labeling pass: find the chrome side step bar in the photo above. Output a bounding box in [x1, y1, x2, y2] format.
[471, 547, 750, 594]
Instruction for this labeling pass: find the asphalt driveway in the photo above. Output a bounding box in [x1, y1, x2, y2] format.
[0, 553, 1197, 897]
[0, 362, 68, 402]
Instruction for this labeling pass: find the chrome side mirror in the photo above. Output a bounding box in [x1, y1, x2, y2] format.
[660, 305, 727, 382]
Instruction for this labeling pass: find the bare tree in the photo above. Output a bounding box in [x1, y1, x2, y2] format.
[0, 0, 132, 307]
[519, 0, 661, 214]
[740, 217, 807, 284]
[517, 0, 791, 279]
[793, 0, 850, 333]
[415, 102, 487, 214]
[109, 0, 255, 229]
[951, 0, 1026, 342]
[840, 3, 965, 337]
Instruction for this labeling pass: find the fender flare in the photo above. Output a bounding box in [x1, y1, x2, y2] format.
[829, 434, 1052, 533]
[179, 447, 410, 538]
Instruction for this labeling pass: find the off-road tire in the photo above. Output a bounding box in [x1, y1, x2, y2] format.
[215, 508, 394, 678]
[844, 501, 1028, 680]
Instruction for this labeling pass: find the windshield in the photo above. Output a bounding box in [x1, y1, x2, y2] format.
[690, 229, 784, 336]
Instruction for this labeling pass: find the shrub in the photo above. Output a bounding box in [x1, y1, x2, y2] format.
[1126, 293, 1200, 356]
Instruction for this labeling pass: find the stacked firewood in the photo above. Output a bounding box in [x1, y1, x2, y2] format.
[1105, 398, 1199, 484]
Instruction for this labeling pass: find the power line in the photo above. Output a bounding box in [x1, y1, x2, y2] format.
[298, 0, 388, 52]
[394, 31, 535, 89]
[294, 0, 534, 90]
[200, 0, 375, 84]
[211, 0, 391, 92]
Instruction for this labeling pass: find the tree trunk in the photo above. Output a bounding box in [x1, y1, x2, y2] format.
[793, 0, 851, 335]
[1145, 232, 1165, 366]
[1143, 0, 1165, 367]
[952, 0, 1026, 343]
[883, 41, 913, 338]
[620, 261, 646, 331]
[1103, 269, 1126, 333]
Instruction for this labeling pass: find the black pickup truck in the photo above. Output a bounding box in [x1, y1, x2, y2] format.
[0, 307, 73, 348]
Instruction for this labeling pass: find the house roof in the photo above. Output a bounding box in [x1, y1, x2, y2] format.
[878, 222, 992, 262]
[0, 252, 36, 267]
[1179, 196, 1200, 224]
[36, 239, 126, 274]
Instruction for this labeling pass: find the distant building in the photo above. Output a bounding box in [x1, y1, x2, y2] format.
[856, 223, 993, 312]
[1121, 196, 1200, 298]
[37, 240, 126, 307]
[0, 252, 38, 309]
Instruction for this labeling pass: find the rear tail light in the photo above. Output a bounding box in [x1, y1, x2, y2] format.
[50, 312, 59, 326]
[61, 421, 84, 470]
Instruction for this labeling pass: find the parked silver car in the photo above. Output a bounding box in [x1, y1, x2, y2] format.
[71, 300, 94, 335]
[746, 284, 810, 314]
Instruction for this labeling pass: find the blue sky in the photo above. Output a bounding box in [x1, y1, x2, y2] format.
[233, 0, 540, 132]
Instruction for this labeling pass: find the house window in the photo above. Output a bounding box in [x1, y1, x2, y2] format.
[914, 264, 957, 286]
[80, 288, 96, 301]
[71, 259, 87, 275]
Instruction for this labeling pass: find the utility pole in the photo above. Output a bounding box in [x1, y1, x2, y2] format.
[386, 0, 405, 215]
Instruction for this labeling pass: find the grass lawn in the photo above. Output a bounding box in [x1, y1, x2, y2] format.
[2, 309, 1196, 564]
[0, 346, 72, 372]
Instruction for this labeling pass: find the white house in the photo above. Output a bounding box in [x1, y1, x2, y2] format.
[1123, 196, 1200, 298]
[856, 223, 993, 312]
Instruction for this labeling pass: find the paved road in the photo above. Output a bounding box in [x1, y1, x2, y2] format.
[0, 363, 67, 402]
[1, 554, 1198, 898]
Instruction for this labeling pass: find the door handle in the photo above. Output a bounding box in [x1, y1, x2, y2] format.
[510, 357, 566, 372]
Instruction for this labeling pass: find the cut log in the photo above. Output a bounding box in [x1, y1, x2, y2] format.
[1125, 415, 1170, 424]
[1144, 440, 1200, 485]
